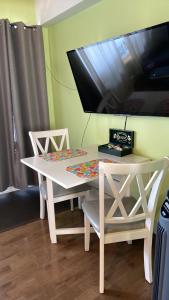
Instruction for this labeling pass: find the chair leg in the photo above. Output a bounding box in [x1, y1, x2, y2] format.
[40, 193, 45, 219]
[144, 235, 153, 283]
[84, 215, 90, 251]
[78, 197, 82, 209]
[99, 237, 104, 293]
[70, 199, 74, 211]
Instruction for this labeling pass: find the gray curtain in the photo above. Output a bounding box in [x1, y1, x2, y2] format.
[0, 19, 49, 191]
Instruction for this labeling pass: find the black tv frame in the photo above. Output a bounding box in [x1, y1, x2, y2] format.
[67, 22, 169, 117]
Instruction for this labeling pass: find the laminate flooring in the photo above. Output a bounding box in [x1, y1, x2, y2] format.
[0, 209, 152, 300]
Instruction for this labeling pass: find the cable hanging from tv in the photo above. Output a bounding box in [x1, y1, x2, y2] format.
[80, 113, 92, 148]
[46, 63, 77, 91]
[124, 115, 128, 130]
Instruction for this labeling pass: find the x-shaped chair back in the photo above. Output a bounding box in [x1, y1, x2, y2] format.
[99, 159, 169, 227]
[29, 128, 70, 156]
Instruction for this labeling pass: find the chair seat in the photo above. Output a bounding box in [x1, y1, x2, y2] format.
[40, 181, 90, 201]
[82, 197, 145, 234]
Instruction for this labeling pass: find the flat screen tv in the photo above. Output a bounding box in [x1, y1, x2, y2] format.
[67, 22, 169, 117]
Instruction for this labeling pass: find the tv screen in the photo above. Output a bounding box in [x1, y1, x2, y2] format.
[67, 22, 169, 117]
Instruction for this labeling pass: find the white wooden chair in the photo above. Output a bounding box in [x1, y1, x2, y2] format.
[82, 158, 169, 293]
[29, 128, 89, 219]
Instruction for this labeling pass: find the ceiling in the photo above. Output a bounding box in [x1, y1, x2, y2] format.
[35, 0, 101, 25]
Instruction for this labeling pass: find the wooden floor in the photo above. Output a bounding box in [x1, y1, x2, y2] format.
[0, 209, 152, 300]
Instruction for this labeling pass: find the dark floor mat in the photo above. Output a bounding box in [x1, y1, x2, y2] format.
[0, 186, 40, 232]
[0, 186, 78, 233]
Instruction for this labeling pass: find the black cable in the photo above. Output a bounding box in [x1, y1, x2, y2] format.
[46, 62, 91, 147]
[124, 115, 128, 130]
[80, 113, 92, 148]
[46, 64, 77, 91]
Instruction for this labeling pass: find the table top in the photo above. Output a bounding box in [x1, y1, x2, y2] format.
[21, 145, 149, 189]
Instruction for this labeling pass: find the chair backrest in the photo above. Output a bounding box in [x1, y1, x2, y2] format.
[99, 159, 169, 230]
[29, 129, 70, 156]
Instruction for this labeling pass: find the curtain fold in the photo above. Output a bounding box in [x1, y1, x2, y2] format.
[0, 19, 49, 191]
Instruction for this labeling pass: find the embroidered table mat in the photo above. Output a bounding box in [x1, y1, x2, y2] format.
[66, 159, 112, 178]
[40, 149, 87, 161]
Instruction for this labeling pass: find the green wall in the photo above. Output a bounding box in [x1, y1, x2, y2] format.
[0, 0, 35, 24]
[45, 0, 169, 160]
[44, 0, 169, 217]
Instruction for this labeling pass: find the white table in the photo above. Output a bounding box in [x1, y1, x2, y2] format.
[21, 145, 148, 243]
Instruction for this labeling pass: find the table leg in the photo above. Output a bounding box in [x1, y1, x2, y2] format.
[46, 178, 57, 243]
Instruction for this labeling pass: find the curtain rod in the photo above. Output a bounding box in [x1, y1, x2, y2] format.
[10, 23, 38, 29]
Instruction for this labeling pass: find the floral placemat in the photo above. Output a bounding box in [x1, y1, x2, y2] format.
[40, 149, 87, 161]
[66, 159, 112, 178]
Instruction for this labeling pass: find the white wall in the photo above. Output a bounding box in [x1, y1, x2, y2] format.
[35, 0, 101, 25]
